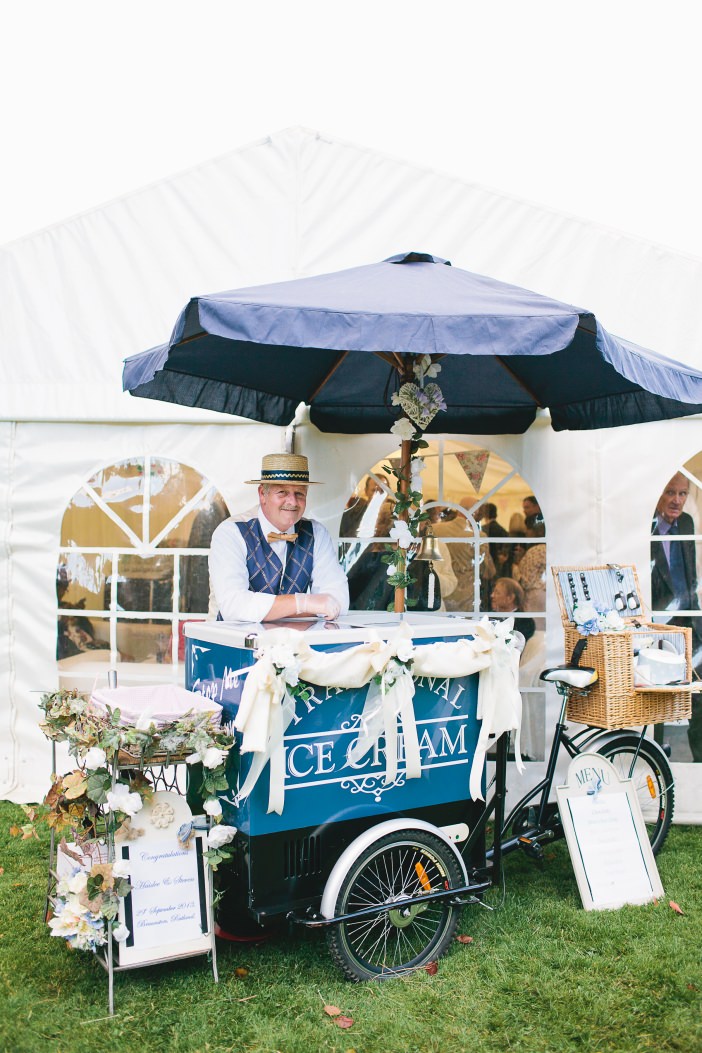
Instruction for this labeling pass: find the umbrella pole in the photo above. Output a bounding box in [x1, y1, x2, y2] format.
[393, 437, 412, 615]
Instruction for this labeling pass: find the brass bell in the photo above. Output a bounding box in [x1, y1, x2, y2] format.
[414, 525, 443, 562]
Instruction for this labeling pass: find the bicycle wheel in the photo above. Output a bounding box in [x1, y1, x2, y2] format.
[327, 829, 464, 982]
[595, 734, 674, 855]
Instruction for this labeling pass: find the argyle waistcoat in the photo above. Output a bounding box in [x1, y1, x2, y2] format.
[237, 517, 315, 595]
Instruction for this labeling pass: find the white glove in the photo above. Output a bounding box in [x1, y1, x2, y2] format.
[295, 593, 341, 621]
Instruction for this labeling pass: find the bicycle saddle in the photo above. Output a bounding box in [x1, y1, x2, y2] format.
[540, 666, 598, 689]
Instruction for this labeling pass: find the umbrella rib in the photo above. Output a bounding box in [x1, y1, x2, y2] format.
[308, 351, 350, 400]
[494, 356, 544, 407]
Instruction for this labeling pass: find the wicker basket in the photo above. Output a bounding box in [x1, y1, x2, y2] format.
[553, 564, 693, 729]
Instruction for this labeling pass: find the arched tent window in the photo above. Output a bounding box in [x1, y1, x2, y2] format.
[57, 456, 228, 691]
[650, 455, 702, 763]
[339, 438, 547, 760]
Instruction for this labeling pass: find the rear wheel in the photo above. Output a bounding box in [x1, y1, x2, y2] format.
[327, 829, 464, 981]
[595, 734, 674, 855]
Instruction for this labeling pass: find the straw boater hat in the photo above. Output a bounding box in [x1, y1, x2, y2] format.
[245, 453, 322, 485]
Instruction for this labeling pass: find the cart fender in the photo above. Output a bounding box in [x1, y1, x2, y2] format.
[320, 818, 469, 920]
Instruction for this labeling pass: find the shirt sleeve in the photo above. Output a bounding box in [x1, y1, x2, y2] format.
[208, 519, 276, 623]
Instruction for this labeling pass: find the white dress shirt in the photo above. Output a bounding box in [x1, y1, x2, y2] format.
[209, 511, 350, 623]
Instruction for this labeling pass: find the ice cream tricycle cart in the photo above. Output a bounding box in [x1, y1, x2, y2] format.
[185, 612, 522, 980]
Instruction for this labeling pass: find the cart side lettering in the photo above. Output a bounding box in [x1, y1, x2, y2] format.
[413, 676, 465, 708]
[192, 678, 219, 701]
[286, 740, 336, 778]
[438, 724, 467, 757]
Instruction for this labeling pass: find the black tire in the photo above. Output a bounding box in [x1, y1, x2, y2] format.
[595, 734, 674, 855]
[327, 829, 463, 982]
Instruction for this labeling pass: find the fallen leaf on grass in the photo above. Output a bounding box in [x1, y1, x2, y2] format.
[669, 900, 685, 916]
[334, 1016, 354, 1030]
[324, 1005, 341, 1017]
[234, 967, 249, 977]
[456, 935, 473, 944]
[425, 961, 439, 975]
[687, 983, 698, 991]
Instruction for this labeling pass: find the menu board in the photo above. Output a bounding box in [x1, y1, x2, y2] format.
[556, 753, 664, 911]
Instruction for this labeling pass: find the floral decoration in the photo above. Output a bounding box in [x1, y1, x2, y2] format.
[573, 602, 626, 636]
[14, 690, 237, 901]
[384, 355, 446, 606]
[48, 857, 132, 952]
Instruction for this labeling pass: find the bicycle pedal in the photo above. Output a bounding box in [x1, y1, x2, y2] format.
[517, 836, 544, 861]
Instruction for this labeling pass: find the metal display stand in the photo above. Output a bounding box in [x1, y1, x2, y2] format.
[45, 741, 218, 1015]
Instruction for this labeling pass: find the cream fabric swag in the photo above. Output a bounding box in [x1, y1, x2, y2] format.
[226, 619, 523, 814]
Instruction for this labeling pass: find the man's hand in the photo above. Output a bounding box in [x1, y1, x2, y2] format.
[296, 593, 341, 621]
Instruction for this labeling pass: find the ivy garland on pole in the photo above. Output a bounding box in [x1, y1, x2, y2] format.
[382, 355, 446, 612]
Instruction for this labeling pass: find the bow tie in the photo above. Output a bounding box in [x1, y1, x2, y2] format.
[267, 530, 298, 543]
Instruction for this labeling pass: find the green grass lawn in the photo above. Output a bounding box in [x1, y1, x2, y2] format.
[1, 800, 699, 1053]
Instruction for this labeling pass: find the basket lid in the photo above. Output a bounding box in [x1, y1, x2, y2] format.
[552, 564, 643, 624]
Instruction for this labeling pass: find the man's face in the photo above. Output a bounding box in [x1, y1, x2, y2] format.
[259, 484, 308, 531]
[657, 474, 689, 524]
[523, 497, 539, 518]
[491, 580, 517, 612]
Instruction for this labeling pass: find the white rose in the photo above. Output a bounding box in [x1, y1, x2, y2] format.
[112, 923, 130, 943]
[573, 602, 598, 625]
[106, 783, 143, 817]
[395, 639, 415, 663]
[202, 746, 228, 770]
[111, 859, 130, 879]
[207, 825, 237, 849]
[67, 869, 88, 895]
[390, 417, 416, 441]
[203, 797, 222, 817]
[389, 521, 413, 549]
[84, 747, 107, 770]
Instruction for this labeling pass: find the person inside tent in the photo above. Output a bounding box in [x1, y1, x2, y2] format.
[209, 453, 349, 623]
[651, 471, 702, 761]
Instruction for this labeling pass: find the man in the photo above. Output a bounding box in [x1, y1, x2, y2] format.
[651, 471, 702, 761]
[522, 495, 542, 522]
[209, 453, 349, 623]
[490, 577, 535, 644]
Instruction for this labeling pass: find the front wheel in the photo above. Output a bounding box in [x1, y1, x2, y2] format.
[595, 734, 674, 855]
[327, 830, 464, 981]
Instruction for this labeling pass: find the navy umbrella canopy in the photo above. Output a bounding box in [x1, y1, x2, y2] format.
[124, 252, 702, 433]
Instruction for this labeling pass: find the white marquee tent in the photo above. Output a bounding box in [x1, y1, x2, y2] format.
[2, 126, 702, 818]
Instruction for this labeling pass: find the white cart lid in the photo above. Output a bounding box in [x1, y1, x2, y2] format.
[184, 610, 482, 648]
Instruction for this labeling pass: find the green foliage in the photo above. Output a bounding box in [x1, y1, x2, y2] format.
[2, 799, 700, 1053]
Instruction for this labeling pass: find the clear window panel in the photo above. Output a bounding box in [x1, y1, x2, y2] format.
[149, 461, 208, 545]
[57, 613, 112, 662]
[114, 554, 173, 613]
[117, 618, 173, 665]
[84, 458, 147, 542]
[180, 555, 211, 614]
[61, 488, 136, 548]
[166, 488, 229, 555]
[651, 459, 702, 763]
[519, 689, 546, 762]
[57, 552, 110, 610]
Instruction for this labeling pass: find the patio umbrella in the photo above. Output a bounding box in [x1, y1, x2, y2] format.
[123, 251, 702, 434]
[123, 250, 702, 611]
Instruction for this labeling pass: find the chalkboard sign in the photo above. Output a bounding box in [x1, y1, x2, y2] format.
[556, 753, 664, 911]
[117, 791, 213, 967]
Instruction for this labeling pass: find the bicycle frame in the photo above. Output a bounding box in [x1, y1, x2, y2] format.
[464, 686, 654, 882]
